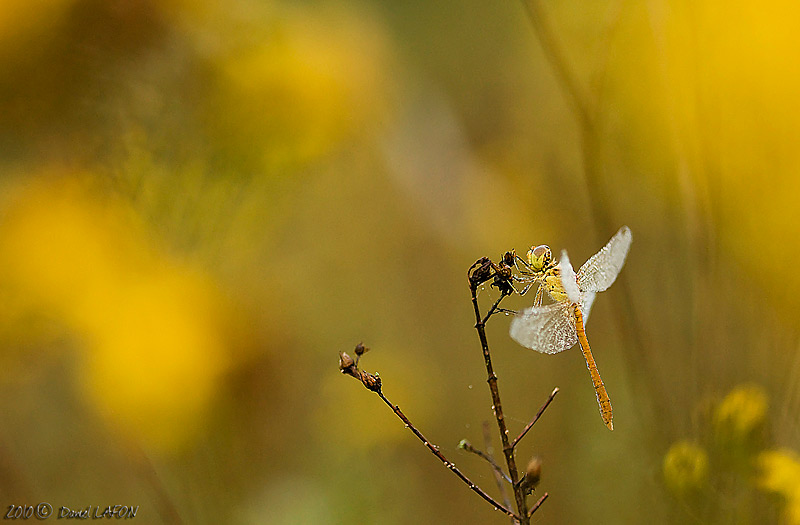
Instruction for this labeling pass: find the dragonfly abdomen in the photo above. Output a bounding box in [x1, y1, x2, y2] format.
[574, 304, 614, 431]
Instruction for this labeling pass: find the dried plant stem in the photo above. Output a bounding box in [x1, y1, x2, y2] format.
[482, 421, 515, 524]
[481, 293, 508, 325]
[375, 391, 518, 520]
[511, 387, 559, 449]
[470, 284, 530, 523]
[528, 493, 549, 518]
[460, 438, 512, 484]
[482, 421, 514, 511]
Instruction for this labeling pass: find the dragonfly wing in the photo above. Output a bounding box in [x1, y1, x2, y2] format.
[561, 250, 596, 324]
[559, 250, 582, 304]
[577, 226, 632, 293]
[581, 291, 596, 325]
[510, 302, 578, 354]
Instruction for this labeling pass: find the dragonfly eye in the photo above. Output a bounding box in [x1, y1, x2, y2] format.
[527, 245, 552, 271]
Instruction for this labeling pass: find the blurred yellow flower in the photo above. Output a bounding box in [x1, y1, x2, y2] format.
[207, 5, 392, 169]
[663, 441, 709, 495]
[758, 449, 800, 524]
[713, 383, 768, 446]
[0, 174, 231, 451]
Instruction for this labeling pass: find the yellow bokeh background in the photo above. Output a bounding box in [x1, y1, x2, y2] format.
[2, 0, 800, 523]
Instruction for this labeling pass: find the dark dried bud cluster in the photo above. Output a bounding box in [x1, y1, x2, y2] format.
[360, 371, 382, 392]
[338, 344, 382, 393]
[492, 259, 514, 296]
[468, 257, 494, 287]
[468, 253, 516, 296]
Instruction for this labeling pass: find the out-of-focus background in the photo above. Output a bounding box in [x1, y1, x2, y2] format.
[2, 0, 800, 523]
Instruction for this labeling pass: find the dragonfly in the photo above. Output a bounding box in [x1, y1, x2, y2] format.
[509, 226, 632, 430]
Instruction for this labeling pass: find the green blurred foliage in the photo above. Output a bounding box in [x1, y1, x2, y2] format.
[1, 0, 800, 523]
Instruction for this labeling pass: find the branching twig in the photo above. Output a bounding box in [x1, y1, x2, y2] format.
[512, 387, 560, 449]
[528, 493, 549, 518]
[481, 291, 512, 325]
[339, 351, 518, 521]
[458, 438, 512, 484]
[482, 421, 514, 515]
[375, 391, 517, 519]
[340, 251, 555, 523]
[469, 268, 529, 521]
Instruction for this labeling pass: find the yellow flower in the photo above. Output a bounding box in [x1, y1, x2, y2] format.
[0, 174, 231, 451]
[758, 449, 800, 524]
[713, 383, 768, 447]
[205, 5, 392, 169]
[663, 441, 709, 495]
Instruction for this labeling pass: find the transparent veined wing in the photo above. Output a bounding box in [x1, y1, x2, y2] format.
[581, 291, 596, 324]
[559, 250, 595, 322]
[509, 302, 577, 354]
[558, 250, 581, 304]
[576, 226, 632, 293]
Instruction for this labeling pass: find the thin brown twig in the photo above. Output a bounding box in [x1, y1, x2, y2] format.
[511, 387, 559, 449]
[482, 421, 514, 523]
[481, 291, 512, 325]
[459, 438, 512, 484]
[375, 391, 518, 520]
[528, 493, 549, 518]
[469, 279, 530, 522]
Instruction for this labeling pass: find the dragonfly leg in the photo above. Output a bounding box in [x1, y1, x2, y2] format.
[533, 285, 544, 307]
[509, 274, 537, 296]
[518, 281, 534, 296]
[514, 254, 534, 276]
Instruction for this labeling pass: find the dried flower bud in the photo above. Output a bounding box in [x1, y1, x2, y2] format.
[361, 371, 382, 393]
[339, 351, 358, 378]
[502, 250, 516, 267]
[519, 457, 542, 495]
[492, 274, 513, 296]
[354, 342, 369, 357]
[469, 257, 493, 286]
[495, 261, 512, 280]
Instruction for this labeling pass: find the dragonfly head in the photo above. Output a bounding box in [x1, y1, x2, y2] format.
[527, 245, 552, 272]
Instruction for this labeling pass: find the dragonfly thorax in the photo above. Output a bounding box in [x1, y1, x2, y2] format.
[526, 245, 553, 272]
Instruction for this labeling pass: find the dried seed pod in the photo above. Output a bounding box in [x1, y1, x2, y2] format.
[361, 371, 382, 393]
[469, 257, 493, 286]
[339, 351, 358, 378]
[519, 457, 542, 495]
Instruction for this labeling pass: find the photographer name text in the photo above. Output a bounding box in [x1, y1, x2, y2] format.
[4, 504, 138, 520]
